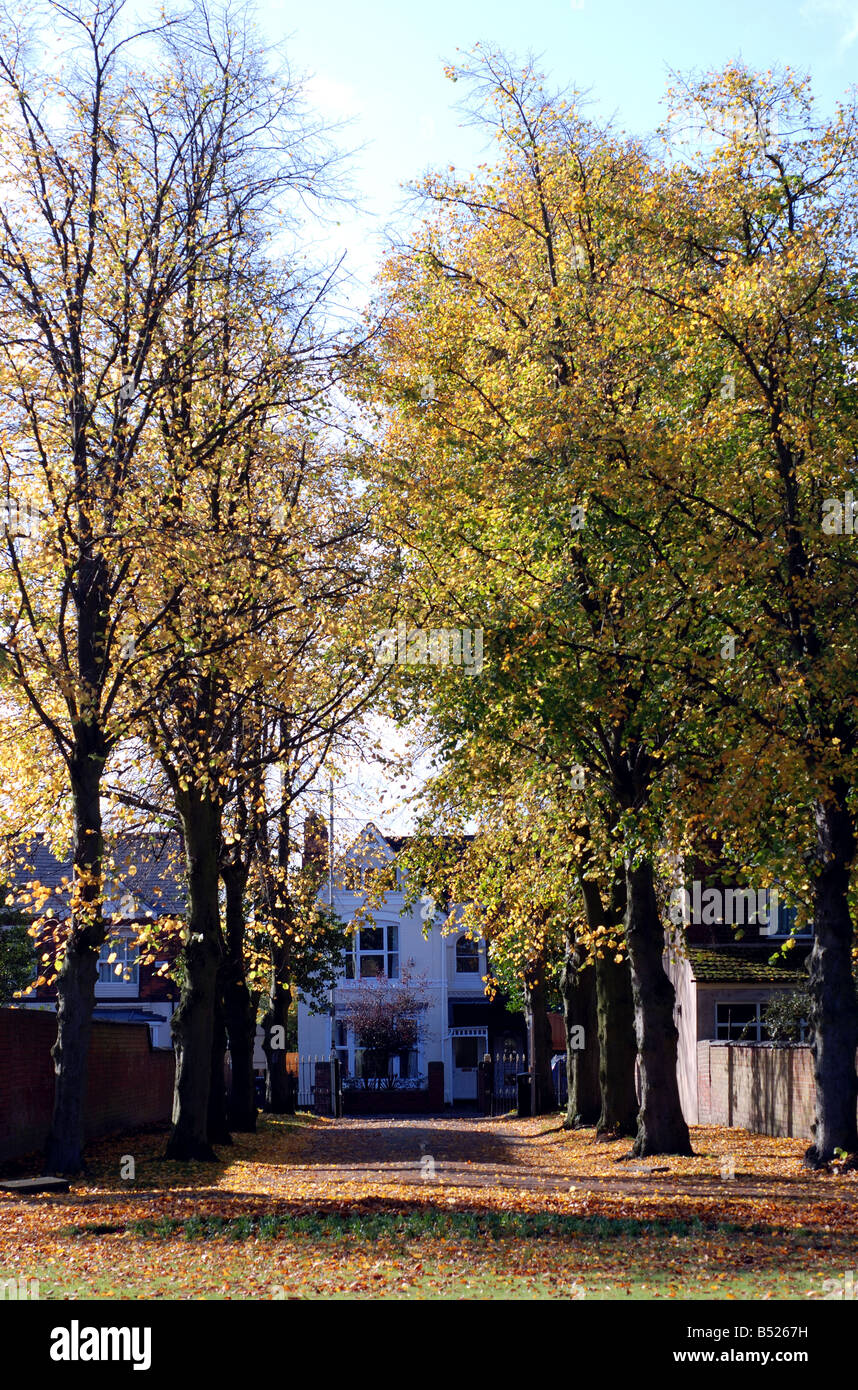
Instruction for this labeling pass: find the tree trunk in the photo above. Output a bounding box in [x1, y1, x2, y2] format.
[595, 950, 639, 1139]
[579, 870, 638, 1138]
[806, 783, 858, 1166]
[46, 750, 106, 1174]
[524, 964, 556, 1115]
[207, 990, 232, 1146]
[560, 929, 600, 1127]
[261, 973, 293, 1113]
[221, 862, 257, 1132]
[625, 856, 692, 1157]
[166, 789, 223, 1161]
[261, 797, 296, 1114]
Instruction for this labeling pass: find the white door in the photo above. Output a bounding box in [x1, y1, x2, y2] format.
[452, 1030, 486, 1101]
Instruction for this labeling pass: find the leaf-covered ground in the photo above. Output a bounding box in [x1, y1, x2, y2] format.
[2, 1114, 857, 1299]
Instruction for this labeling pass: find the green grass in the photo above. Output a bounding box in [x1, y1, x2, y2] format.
[57, 1208, 790, 1244]
[29, 1208, 840, 1300]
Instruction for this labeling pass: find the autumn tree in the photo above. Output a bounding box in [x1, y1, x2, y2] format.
[221, 672, 384, 1122]
[342, 972, 429, 1086]
[0, 0, 324, 1171]
[358, 51, 696, 1153]
[133, 322, 369, 1155]
[625, 65, 858, 1163]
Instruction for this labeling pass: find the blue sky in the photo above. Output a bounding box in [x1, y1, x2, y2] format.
[257, 0, 858, 295]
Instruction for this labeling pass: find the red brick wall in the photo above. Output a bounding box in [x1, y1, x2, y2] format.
[696, 1041, 857, 1140]
[0, 1007, 174, 1164]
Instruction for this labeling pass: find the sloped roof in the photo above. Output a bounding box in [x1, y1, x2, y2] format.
[378, 829, 473, 857]
[1, 832, 186, 922]
[688, 946, 808, 985]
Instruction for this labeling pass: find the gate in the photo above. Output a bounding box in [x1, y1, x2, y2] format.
[489, 1051, 526, 1116]
[287, 1055, 341, 1113]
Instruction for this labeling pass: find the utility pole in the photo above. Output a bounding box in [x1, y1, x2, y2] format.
[328, 777, 337, 1117]
[529, 1000, 536, 1119]
[327, 779, 335, 1054]
[328, 777, 334, 911]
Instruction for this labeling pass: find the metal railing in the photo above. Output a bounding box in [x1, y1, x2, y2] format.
[342, 1074, 427, 1092]
[287, 1055, 428, 1108]
[489, 1052, 526, 1116]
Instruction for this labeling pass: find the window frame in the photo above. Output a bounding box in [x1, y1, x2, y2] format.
[337, 1022, 422, 1085]
[344, 921, 399, 981]
[455, 934, 480, 974]
[96, 933, 140, 992]
[715, 1000, 768, 1042]
[763, 898, 813, 939]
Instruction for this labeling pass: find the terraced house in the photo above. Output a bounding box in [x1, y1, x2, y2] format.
[297, 822, 527, 1106]
[1, 831, 183, 1050]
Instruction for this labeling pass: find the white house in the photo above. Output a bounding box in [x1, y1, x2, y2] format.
[296, 822, 526, 1105]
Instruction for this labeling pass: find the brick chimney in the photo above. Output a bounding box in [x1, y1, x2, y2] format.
[302, 810, 328, 871]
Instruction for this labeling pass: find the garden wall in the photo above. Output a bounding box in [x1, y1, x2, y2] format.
[696, 1040, 848, 1141]
[0, 1006, 174, 1165]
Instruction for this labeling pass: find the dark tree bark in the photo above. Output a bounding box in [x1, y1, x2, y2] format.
[524, 962, 556, 1115]
[221, 861, 257, 1132]
[625, 856, 692, 1157]
[45, 717, 108, 1174]
[165, 789, 223, 1161]
[576, 869, 637, 1138]
[260, 797, 297, 1114]
[261, 970, 293, 1113]
[593, 869, 638, 1139]
[560, 928, 600, 1127]
[207, 990, 232, 1146]
[595, 949, 638, 1139]
[46, 937, 99, 1175]
[805, 782, 858, 1167]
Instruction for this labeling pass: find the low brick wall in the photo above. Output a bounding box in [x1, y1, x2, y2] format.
[696, 1041, 849, 1141]
[0, 1006, 174, 1164]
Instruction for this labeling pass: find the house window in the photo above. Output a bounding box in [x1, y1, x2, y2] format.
[455, 935, 480, 973]
[97, 936, 139, 987]
[453, 1035, 481, 1068]
[715, 1001, 768, 1042]
[344, 923, 399, 980]
[354, 1042, 418, 1081]
[766, 899, 812, 937]
[363, 863, 396, 892]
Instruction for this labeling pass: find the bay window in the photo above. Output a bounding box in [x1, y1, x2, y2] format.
[344, 923, 399, 981]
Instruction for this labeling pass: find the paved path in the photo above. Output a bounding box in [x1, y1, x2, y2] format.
[290, 1115, 529, 1190]
[281, 1115, 858, 1206]
[287, 1115, 690, 1197]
